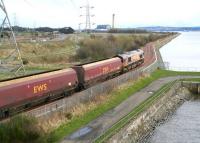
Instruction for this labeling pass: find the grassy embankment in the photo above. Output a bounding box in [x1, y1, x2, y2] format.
[46, 70, 200, 143]
[1, 70, 199, 143]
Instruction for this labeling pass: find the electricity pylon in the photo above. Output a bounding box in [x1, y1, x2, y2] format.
[80, 0, 94, 32]
[0, 0, 25, 75]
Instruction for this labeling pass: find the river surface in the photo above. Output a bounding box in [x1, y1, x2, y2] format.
[148, 100, 200, 143]
[147, 32, 200, 143]
[160, 32, 200, 71]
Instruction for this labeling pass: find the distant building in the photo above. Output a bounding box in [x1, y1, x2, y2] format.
[95, 24, 111, 32]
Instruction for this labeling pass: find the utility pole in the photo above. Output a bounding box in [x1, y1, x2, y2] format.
[0, 0, 25, 75]
[80, 0, 94, 32]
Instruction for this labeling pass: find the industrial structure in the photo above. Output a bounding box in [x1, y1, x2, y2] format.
[80, 0, 94, 32]
[95, 24, 111, 32]
[112, 13, 115, 29]
[0, 0, 25, 75]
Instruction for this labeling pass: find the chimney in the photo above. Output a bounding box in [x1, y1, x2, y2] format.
[112, 13, 115, 29]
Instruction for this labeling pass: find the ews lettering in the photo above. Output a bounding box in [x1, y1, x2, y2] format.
[33, 83, 47, 94]
[102, 67, 109, 74]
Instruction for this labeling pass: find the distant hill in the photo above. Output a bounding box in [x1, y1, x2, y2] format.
[138, 26, 200, 32]
[4, 26, 74, 34]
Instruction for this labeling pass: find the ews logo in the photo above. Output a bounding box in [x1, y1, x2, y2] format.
[102, 67, 109, 74]
[33, 83, 48, 94]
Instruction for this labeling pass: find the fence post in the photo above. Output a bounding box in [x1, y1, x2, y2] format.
[62, 99, 65, 113]
[90, 88, 93, 101]
[44, 104, 47, 117]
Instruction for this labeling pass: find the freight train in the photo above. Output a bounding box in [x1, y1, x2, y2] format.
[0, 49, 144, 118]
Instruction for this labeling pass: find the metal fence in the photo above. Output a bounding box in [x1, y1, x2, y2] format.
[167, 66, 200, 72]
[162, 61, 200, 72]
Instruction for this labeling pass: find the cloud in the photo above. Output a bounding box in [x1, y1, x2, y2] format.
[1, 0, 200, 28]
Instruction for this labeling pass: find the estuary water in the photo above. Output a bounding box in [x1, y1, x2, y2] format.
[149, 100, 200, 143]
[147, 32, 200, 143]
[160, 32, 200, 71]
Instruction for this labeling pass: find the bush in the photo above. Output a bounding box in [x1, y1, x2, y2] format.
[22, 58, 29, 65]
[65, 112, 73, 120]
[75, 33, 172, 62]
[76, 37, 119, 61]
[0, 115, 45, 143]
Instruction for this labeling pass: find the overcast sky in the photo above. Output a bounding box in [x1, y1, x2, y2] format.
[1, 0, 200, 29]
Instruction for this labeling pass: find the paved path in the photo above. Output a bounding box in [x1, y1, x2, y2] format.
[61, 76, 200, 143]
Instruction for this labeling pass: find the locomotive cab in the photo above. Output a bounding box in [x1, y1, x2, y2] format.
[117, 49, 144, 71]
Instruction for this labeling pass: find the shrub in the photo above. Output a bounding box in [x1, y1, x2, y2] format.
[0, 115, 45, 143]
[65, 112, 73, 120]
[76, 37, 119, 61]
[75, 33, 172, 62]
[22, 58, 29, 65]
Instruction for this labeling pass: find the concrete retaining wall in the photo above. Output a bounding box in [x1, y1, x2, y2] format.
[108, 82, 191, 143]
[182, 81, 200, 94]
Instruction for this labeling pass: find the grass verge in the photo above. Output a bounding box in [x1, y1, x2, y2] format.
[45, 69, 200, 143]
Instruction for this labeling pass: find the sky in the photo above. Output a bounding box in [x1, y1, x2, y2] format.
[1, 0, 200, 29]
